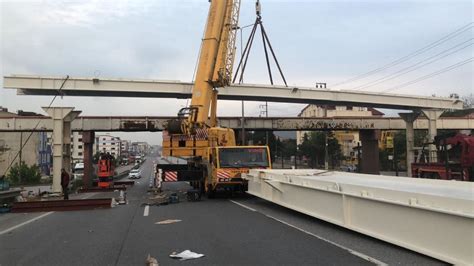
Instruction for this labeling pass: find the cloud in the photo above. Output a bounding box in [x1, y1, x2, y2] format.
[1, 0, 473, 145]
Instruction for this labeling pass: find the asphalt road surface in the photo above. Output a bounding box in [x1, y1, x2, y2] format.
[0, 156, 444, 265]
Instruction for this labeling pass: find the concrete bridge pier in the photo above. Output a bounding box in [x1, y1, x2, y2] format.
[422, 110, 444, 163]
[359, 129, 381, 175]
[399, 112, 421, 177]
[42, 107, 81, 193]
[82, 131, 95, 188]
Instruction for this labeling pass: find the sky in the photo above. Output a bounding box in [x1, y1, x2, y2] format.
[1, 0, 473, 145]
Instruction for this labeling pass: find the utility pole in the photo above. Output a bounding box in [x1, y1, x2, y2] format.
[241, 101, 245, 145]
[265, 102, 269, 146]
[325, 132, 329, 170]
[323, 105, 329, 170]
[19, 128, 23, 184]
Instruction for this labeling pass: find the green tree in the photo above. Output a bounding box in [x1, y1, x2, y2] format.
[247, 131, 278, 161]
[7, 162, 41, 185]
[280, 139, 297, 159]
[379, 130, 426, 171]
[93, 152, 101, 164]
[298, 131, 343, 169]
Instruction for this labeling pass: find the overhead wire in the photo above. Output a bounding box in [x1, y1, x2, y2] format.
[2, 75, 69, 177]
[331, 22, 473, 88]
[351, 38, 473, 90]
[382, 58, 473, 93]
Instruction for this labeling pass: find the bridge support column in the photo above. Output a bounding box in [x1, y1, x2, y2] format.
[359, 129, 380, 175]
[399, 112, 420, 177]
[422, 110, 443, 163]
[82, 131, 95, 189]
[42, 107, 81, 193]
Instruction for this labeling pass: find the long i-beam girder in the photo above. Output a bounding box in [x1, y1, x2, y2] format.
[3, 75, 464, 110]
[0, 116, 472, 132]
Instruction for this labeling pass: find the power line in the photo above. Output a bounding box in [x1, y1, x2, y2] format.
[331, 22, 473, 88]
[352, 38, 473, 90]
[382, 58, 473, 93]
[2, 75, 69, 177]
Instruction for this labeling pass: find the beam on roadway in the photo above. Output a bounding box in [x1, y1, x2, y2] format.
[246, 169, 474, 265]
[0, 116, 472, 132]
[4, 75, 464, 110]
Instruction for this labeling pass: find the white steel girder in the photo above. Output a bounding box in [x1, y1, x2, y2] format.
[244, 169, 474, 265]
[3, 75, 464, 110]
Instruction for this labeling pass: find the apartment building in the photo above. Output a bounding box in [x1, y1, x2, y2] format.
[96, 134, 121, 159]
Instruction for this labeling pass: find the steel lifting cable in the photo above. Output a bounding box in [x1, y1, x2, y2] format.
[233, 15, 287, 87]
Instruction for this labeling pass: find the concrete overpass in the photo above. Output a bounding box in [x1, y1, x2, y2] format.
[0, 115, 473, 132]
[3, 75, 463, 110]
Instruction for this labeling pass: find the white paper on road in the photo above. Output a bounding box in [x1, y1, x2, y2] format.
[169, 250, 204, 261]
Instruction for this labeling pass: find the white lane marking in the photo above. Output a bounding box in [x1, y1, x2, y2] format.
[143, 205, 150, 217]
[229, 200, 257, 212]
[230, 200, 387, 266]
[0, 212, 53, 236]
[0, 192, 100, 236]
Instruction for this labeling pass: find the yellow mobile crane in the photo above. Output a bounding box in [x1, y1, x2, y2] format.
[160, 0, 272, 198]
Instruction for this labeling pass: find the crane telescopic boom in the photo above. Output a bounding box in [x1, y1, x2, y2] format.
[168, 0, 240, 135]
[161, 1, 271, 198]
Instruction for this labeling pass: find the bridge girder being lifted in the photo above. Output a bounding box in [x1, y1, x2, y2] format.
[3, 75, 464, 110]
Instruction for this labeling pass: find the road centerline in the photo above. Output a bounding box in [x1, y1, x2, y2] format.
[143, 205, 150, 216]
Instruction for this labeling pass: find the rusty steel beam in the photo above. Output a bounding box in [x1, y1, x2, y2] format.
[78, 185, 127, 193]
[11, 198, 112, 212]
[114, 180, 135, 186]
[0, 116, 473, 132]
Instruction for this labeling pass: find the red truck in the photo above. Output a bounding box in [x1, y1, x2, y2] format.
[412, 133, 474, 181]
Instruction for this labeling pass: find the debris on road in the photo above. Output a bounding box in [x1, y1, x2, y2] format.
[143, 193, 168, 206]
[155, 219, 181, 225]
[146, 254, 159, 266]
[168, 193, 179, 203]
[116, 190, 127, 205]
[143, 191, 187, 206]
[111, 198, 119, 207]
[170, 250, 204, 261]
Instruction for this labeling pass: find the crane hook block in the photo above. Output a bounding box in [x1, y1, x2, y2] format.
[256, 0, 261, 16]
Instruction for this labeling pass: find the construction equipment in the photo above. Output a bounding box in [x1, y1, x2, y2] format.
[160, 0, 272, 197]
[412, 133, 474, 181]
[97, 153, 116, 188]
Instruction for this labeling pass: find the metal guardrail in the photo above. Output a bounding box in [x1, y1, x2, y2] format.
[244, 169, 474, 265]
[11, 198, 112, 212]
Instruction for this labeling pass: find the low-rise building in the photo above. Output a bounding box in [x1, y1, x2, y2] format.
[0, 107, 52, 176]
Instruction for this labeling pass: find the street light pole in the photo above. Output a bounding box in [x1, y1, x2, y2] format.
[19, 126, 22, 184]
